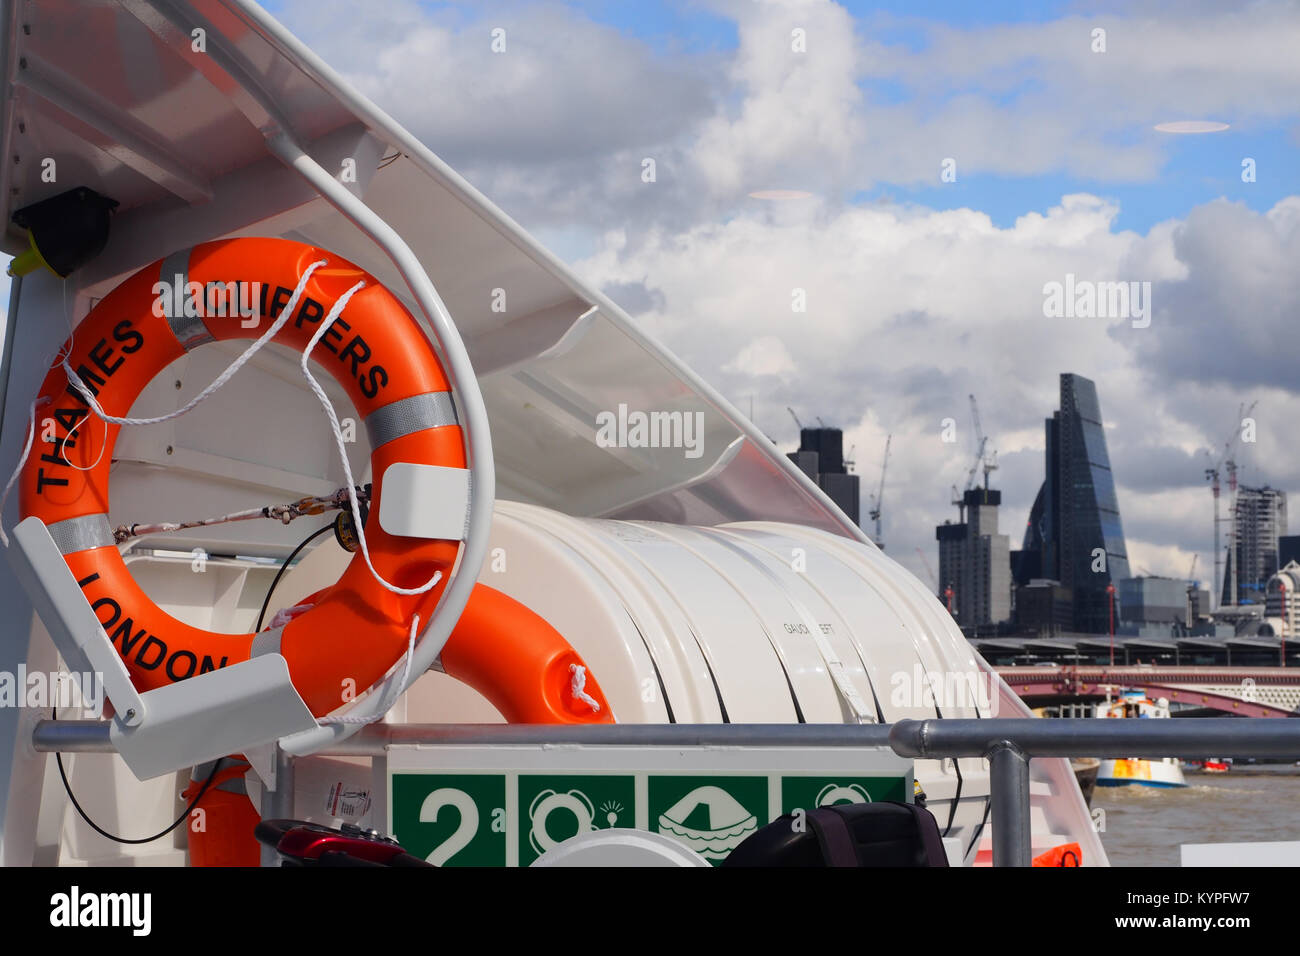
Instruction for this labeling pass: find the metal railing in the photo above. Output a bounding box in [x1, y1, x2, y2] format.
[889, 718, 1300, 866]
[31, 717, 1300, 867]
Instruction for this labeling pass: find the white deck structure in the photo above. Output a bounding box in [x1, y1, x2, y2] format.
[0, 1, 1103, 866]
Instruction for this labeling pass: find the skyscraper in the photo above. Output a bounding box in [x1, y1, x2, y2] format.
[787, 427, 860, 526]
[936, 487, 1012, 631]
[1224, 485, 1287, 605]
[1021, 373, 1130, 632]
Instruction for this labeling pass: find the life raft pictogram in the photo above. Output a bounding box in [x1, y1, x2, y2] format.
[17, 237, 611, 724]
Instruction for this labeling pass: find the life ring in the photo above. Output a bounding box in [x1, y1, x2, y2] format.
[17, 237, 611, 724]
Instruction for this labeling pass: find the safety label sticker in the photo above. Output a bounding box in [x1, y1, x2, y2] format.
[387, 745, 910, 866]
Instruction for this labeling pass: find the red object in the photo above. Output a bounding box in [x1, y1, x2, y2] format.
[1107, 583, 1116, 666]
[182, 763, 259, 868]
[1032, 842, 1082, 867]
[275, 826, 408, 864]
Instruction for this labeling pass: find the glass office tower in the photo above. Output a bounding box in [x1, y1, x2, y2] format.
[1021, 374, 1130, 632]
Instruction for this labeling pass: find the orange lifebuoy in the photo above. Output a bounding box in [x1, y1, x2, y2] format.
[17, 237, 611, 725]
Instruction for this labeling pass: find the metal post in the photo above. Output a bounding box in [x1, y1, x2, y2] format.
[989, 742, 1031, 867]
[259, 746, 295, 867]
[0, 273, 23, 437]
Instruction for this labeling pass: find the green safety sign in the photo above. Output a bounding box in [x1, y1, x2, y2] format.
[517, 774, 635, 866]
[388, 745, 910, 866]
[391, 773, 507, 867]
[781, 774, 907, 813]
[647, 775, 767, 864]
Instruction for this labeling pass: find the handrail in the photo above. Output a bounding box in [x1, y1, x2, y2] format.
[891, 718, 1300, 866]
[35, 716, 1300, 868]
[31, 720, 898, 754]
[888, 717, 1300, 758]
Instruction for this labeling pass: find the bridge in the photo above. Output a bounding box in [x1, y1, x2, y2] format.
[996, 665, 1300, 718]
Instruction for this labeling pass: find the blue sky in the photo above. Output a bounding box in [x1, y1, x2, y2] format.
[7, 0, 1292, 587]
[265, 0, 1297, 237]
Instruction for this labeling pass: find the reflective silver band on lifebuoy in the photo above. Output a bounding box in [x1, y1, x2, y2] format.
[250, 625, 284, 658]
[45, 514, 115, 555]
[364, 391, 458, 449]
[159, 247, 214, 351]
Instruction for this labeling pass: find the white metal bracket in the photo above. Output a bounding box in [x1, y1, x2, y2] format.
[378, 462, 471, 540]
[7, 516, 319, 779]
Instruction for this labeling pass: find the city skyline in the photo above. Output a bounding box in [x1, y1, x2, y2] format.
[2, 0, 1293, 593]
[257, 0, 1297, 592]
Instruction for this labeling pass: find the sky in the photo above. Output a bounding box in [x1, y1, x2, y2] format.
[80, 0, 1300, 591]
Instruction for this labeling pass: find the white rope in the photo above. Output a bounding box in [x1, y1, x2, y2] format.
[318, 613, 419, 725]
[0, 277, 77, 545]
[0, 398, 44, 547]
[2, 257, 446, 724]
[2, 261, 328, 544]
[59, 259, 328, 436]
[298, 281, 444, 598]
[569, 663, 601, 712]
[266, 602, 314, 630]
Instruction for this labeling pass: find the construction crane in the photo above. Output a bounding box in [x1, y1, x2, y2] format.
[787, 406, 803, 432]
[968, 394, 998, 490]
[1186, 553, 1200, 627]
[915, 546, 938, 592]
[1206, 399, 1257, 608]
[1223, 401, 1258, 607]
[953, 395, 998, 522]
[867, 434, 891, 549]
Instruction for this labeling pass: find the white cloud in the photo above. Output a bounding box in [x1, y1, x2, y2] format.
[269, 0, 1300, 590]
[277, 0, 1300, 230]
[723, 335, 797, 380]
[574, 192, 1299, 584]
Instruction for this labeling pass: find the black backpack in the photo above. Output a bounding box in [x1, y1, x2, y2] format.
[722, 801, 950, 867]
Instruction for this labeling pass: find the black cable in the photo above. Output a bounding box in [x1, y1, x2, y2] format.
[49, 521, 331, 846]
[256, 523, 334, 631]
[52, 706, 224, 845]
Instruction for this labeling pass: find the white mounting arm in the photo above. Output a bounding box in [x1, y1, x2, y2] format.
[7, 516, 318, 779]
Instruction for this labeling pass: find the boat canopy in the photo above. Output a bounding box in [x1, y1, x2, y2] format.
[0, 0, 859, 555]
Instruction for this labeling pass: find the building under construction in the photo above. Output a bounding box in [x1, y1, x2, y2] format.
[1222, 485, 1288, 606]
[936, 487, 1012, 632]
[787, 427, 860, 527]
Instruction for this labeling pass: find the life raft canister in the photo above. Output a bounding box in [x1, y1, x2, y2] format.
[18, 237, 612, 724]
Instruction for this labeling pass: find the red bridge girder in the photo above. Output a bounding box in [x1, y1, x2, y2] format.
[996, 666, 1298, 718]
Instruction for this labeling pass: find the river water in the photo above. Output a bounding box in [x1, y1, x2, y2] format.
[1094, 767, 1300, 866]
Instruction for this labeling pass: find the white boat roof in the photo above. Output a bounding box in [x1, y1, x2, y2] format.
[0, 0, 860, 548]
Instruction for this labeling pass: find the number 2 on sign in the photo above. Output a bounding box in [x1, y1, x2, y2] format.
[420, 788, 478, 866]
